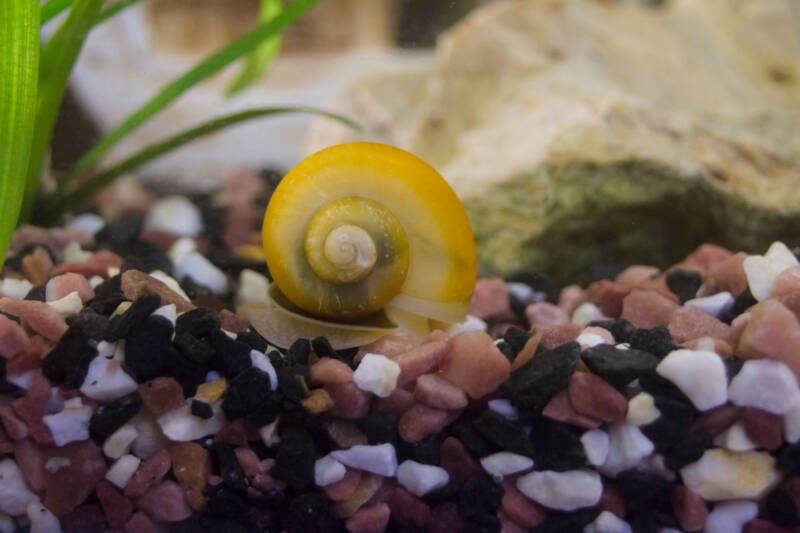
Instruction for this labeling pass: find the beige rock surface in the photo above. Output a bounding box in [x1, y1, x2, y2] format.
[306, 0, 800, 283]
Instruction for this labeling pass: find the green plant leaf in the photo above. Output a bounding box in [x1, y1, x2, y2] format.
[227, 0, 283, 97]
[61, 0, 319, 190]
[40, 106, 358, 223]
[21, 0, 105, 223]
[40, 0, 72, 26]
[0, 1, 39, 268]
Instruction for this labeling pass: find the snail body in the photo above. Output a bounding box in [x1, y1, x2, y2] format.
[254, 142, 476, 348]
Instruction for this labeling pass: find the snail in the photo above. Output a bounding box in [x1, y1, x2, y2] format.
[247, 142, 477, 349]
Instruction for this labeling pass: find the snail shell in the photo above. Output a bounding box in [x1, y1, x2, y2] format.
[254, 142, 476, 347]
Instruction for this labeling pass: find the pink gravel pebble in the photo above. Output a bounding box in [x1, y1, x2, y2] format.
[0, 297, 67, 342]
[124, 511, 158, 533]
[499, 511, 528, 533]
[0, 314, 29, 359]
[668, 306, 732, 345]
[46, 273, 94, 303]
[345, 502, 391, 533]
[620, 289, 680, 329]
[121, 270, 195, 313]
[691, 405, 740, 437]
[439, 331, 510, 399]
[327, 419, 368, 448]
[414, 373, 468, 410]
[218, 309, 248, 333]
[331, 474, 385, 518]
[740, 407, 783, 451]
[707, 251, 748, 296]
[617, 265, 661, 288]
[671, 485, 708, 532]
[568, 372, 627, 423]
[43, 440, 107, 515]
[14, 438, 45, 490]
[138, 377, 185, 416]
[96, 480, 134, 528]
[500, 481, 546, 528]
[530, 324, 582, 350]
[597, 484, 626, 519]
[398, 403, 458, 443]
[393, 341, 447, 387]
[355, 335, 418, 365]
[737, 299, 800, 378]
[327, 382, 372, 419]
[427, 502, 467, 533]
[235, 447, 275, 492]
[743, 519, 793, 533]
[6, 335, 48, 375]
[310, 357, 355, 385]
[214, 418, 249, 447]
[541, 389, 601, 430]
[136, 480, 192, 523]
[469, 277, 513, 320]
[673, 244, 733, 278]
[124, 449, 172, 498]
[12, 370, 54, 444]
[372, 387, 415, 415]
[325, 467, 362, 501]
[439, 437, 482, 483]
[558, 285, 588, 318]
[586, 280, 628, 318]
[525, 302, 569, 326]
[50, 250, 125, 279]
[0, 397, 29, 440]
[389, 487, 431, 528]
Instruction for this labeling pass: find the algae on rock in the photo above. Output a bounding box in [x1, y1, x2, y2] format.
[305, 0, 800, 283]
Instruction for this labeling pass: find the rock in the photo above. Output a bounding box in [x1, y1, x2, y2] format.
[728, 359, 800, 414]
[542, 389, 601, 430]
[620, 290, 680, 330]
[480, 452, 534, 479]
[315, 454, 346, 487]
[388, 487, 432, 528]
[668, 306, 731, 345]
[743, 242, 799, 302]
[580, 429, 610, 467]
[737, 299, 800, 379]
[705, 500, 758, 533]
[685, 292, 735, 320]
[353, 353, 400, 398]
[440, 331, 511, 399]
[169, 442, 210, 512]
[414, 373, 468, 410]
[26, 502, 61, 533]
[324, 467, 361, 502]
[396, 460, 449, 497]
[105, 454, 141, 489]
[138, 378, 185, 416]
[568, 371, 627, 422]
[331, 443, 398, 477]
[135, 480, 192, 523]
[500, 481, 546, 529]
[583, 511, 632, 533]
[656, 349, 728, 411]
[626, 392, 660, 427]
[345, 502, 391, 533]
[0, 459, 39, 516]
[469, 278, 513, 320]
[307, 1, 800, 283]
[525, 302, 569, 327]
[680, 448, 782, 501]
[439, 437, 482, 483]
[601, 421, 655, 477]
[95, 480, 133, 528]
[671, 485, 708, 533]
[398, 403, 457, 443]
[42, 440, 107, 516]
[120, 270, 194, 313]
[124, 449, 171, 498]
[516, 469, 602, 511]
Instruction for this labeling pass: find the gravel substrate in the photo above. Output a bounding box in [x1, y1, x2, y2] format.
[1, 174, 800, 532]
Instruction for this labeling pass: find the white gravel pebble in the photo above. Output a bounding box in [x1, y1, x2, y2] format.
[397, 460, 450, 497]
[580, 429, 610, 466]
[656, 349, 727, 411]
[26, 502, 61, 533]
[487, 399, 519, 420]
[144, 195, 203, 236]
[448, 315, 487, 334]
[173, 252, 228, 295]
[63, 242, 92, 263]
[331, 443, 398, 477]
[0, 459, 39, 516]
[516, 469, 602, 511]
[480, 452, 534, 478]
[680, 448, 781, 501]
[784, 401, 800, 444]
[743, 241, 798, 301]
[250, 350, 278, 390]
[157, 402, 226, 441]
[130, 413, 170, 460]
[103, 424, 139, 459]
[601, 422, 655, 476]
[105, 454, 142, 489]
[5, 371, 33, 390]
[583, 510, 632, 533]
[713, 421, 757, 452]
[626, 392, 660, 426]
[152, 304, 177, 326]
[353, 353, 400, 398]
[236, 269, 270, 306]
[314, 455, 346, 487]
[572, 302, 604, 325]
[507, 282, 539, 304]
[43, 397, 93, 447]
[684, 291, 734, 319]
[705, 500, 758, 533]
[148, 270, 191, 302]
[66, 213, 105, 237]
[80, 354, 138, 401]
[0, 278, 33, 300]
[46, 291, 83, 317]
[728, 359, 800, 414]
[576, 331, 607, 348]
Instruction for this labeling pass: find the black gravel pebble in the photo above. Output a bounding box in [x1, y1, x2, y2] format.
[358, 412, 398, 445]
[24, 285, 45, 301]
[214, 442, 248, 493]
[69, 307, 110, 341]
[776, 444, 800, 474]
[721, 287, 757, 324]
[277, 365, 310, 403]
[724, 355, 745, 380]
[106, 293, 162, 341]
[616, 469, 671, 513]
[451, 419, 491, 458]
[530, 419, 587, 471]
[464, 512, 501, 533]
[311, 336, 336, 359]
[400, 433, 441, 466]
[273, 428, 316, 490]
[766, 488, 800, 526]
[499, 327, 533, 363]
[87, 275, 126, 316]
[89, 396, 141, 443]
[458, 474, 503, 520]
[221, 367, 280, 427]
[176, 308, 221, 339]
[629, 326, 679, 359]
[581, 344, 658, 390]
[664, 427, 713, 471]
[124, 314, 174, 382]
[237, 330, 268, 353]
[285, 492, 336, 533]
[210, 330, 253, 378]
[666, 269, 702, 304]
[191, 400, 213, 419]
[120, 241, 172, 275]
[206, 483, 249, 518]
[94, 213, 144, 256]
[588, 319, 636, 344]
[285, 339, 311, 366]
[42, 324, 97, 389]
[534, 508, 599, 533]
[473, 410, 532, 456]
[507, 341, 580, 418]
[180, 276, 213, 300]
[169, 344, 212, 397]
[171, 515, 272, 533]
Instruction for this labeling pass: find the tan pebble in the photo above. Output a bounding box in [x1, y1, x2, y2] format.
[331, 474, 384, 518]
[120, 270, 195, 312]
[325, 467, 362, 501]
[345, 502, 391, 533]
[302, 388, 335, 414]
[194, 379, 227, 404]
[439, 331, 509, 399]
[620, 289, 680, 329]
[326, 382, 371, 419]
[169, 442, 211, 512]
[310, 357, 354, 385]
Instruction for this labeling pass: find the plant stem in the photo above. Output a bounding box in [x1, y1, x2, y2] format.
[0, 1, 39, 267]
[60, 0, 319, 190]
[20, 0, 105, 223]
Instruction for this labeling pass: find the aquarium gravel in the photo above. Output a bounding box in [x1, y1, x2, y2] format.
[1, 176, 800, 532]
